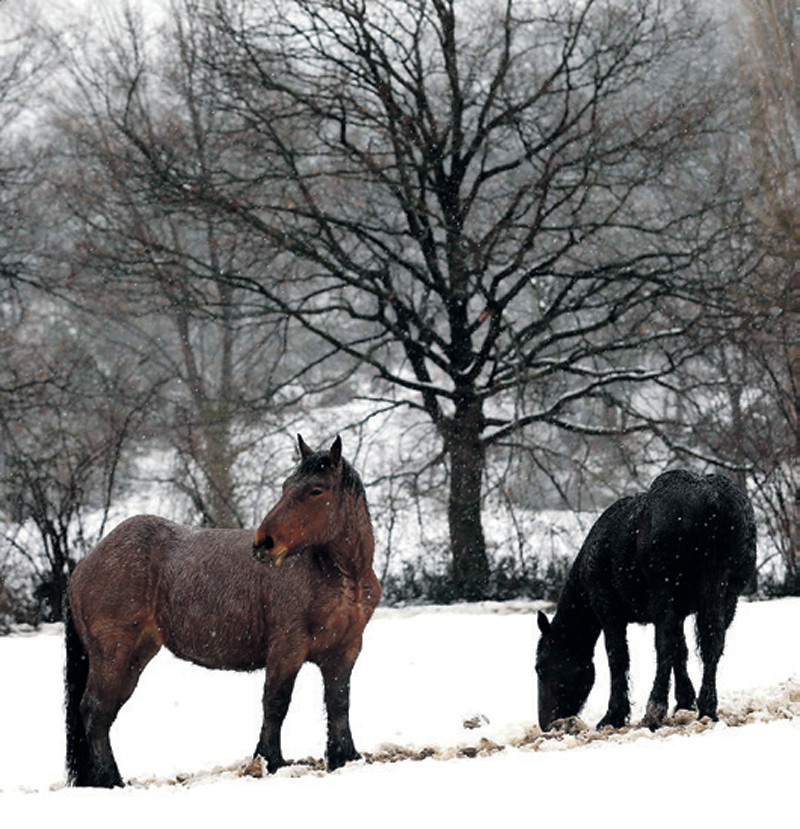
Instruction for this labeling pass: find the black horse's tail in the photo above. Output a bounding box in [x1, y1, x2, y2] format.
[694, 476, 757, 650]
[707, 474, 758, 594]
[64, 598, 91, 786]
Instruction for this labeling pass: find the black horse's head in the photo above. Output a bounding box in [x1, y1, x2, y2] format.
[536, 611, 595, 731]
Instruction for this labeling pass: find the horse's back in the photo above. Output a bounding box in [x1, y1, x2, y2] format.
[578, 470, 755, 622]
[156, 525, 283, 669]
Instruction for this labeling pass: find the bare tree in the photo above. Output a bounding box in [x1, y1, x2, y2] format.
[0, 2, 55, 287]
[87, 0, 743, 598]
[45, 4, 335, 527]
[643, 0, 800, 591]
[738, 0, 799, 257]
[37, 1, 751, 598]
[0, 0, 70, 621]
[0, 309, 158, 620]
[731, 0, 800, 586]
[189, 0, 744, 597]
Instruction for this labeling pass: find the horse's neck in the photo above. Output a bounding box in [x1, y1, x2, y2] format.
[327, 538, 374, 581]
[552, 573, 601, 658]
[327, 497, 375, 580]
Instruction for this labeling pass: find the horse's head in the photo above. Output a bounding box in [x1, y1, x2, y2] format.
[535, 611, 595, 731]
[253, 434, 350, 566]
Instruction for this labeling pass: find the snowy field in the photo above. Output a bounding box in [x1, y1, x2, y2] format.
[1, 596, 798, 825]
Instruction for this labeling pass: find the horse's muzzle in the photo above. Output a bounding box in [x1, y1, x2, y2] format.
[253, 532, 289, 566]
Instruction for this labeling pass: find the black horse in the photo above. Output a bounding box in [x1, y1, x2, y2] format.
[536, 470, 756, 732]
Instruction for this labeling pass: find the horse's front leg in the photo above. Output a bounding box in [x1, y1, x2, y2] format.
[255, 657, 302, 773]
[318, 640, 362, 771]
[597, 621, 631, 729]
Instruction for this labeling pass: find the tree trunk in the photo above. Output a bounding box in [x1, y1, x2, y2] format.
[174, 291, 241, 529]
[444, 395, 489, 600]
[201, 402, 239, 528]
[790, 321, 800, 581]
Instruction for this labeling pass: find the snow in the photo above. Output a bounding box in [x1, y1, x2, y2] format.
[1, 597, 798, 825]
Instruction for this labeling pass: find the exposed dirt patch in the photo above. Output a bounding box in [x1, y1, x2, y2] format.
[127, 679, 800, 789]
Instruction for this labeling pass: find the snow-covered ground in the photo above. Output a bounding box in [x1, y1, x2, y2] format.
[1, 597, 798, 826]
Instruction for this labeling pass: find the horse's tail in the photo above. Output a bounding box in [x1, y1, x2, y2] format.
[64, 597, 91, 786]
[695, 475, 757, 648]
[707, 474, 757, 594]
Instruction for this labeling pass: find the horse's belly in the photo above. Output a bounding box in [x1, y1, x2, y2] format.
[159, 614, 268, 672]
[166, 635, 267, 671]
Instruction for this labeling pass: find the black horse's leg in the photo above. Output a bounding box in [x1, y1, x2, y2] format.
[319, 641, 362, 771]
[597, 621, 631, 729]
[644, 607, 684, 730]
[695, 592, 736, 721]
[255, 659, 301, 773]
[672, 625, 697, 713]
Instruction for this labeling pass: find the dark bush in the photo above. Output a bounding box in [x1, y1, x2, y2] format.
[761, 569, 800, 598]
[380, 551, 571, 606]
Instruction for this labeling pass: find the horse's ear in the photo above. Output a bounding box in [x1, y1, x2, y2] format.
[298, 435, 313, 459]
[329, 435, 342, 467]
[537, 611, 551, 636]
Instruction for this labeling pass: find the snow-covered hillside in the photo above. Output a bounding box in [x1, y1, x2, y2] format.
[1, 597, 798, 826]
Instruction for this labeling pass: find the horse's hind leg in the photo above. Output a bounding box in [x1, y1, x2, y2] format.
[80, 627, 161, 787]
[671, 625, 697, 713]
[319, 640, 362, 771]
[644, 607, 685, 730]
[695, 591, 737, 721]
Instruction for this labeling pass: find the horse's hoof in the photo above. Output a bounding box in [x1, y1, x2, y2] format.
[697, 695, 719, 722]
[327, 748, 361, 771]
[257, 753, 288, 775]
[547, 716, 587, 735]
[76, 775, 123, 789]
[643, 701, 668, 730]
[596, 712, 627, 730]
[242, 756, 266, 778]
[72, 765, 124, 788]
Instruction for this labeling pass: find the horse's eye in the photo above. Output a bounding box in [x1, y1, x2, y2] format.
[309, 488, 324, 497]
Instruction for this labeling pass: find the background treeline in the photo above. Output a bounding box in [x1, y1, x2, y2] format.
[1, 0, 798, 628]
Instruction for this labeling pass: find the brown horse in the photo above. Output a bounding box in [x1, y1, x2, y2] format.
[65, 435, 381, 787]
